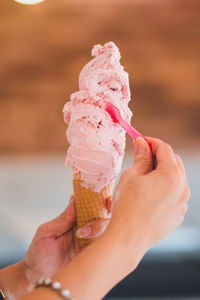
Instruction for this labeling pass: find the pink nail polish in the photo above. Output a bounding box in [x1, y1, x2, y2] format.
[76, 226, 91, 238]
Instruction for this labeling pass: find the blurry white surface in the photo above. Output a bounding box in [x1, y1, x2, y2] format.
[0, 153, 200, 262]
[0, 155, 73, 262]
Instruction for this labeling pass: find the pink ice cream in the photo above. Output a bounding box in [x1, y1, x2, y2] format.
[63, 42, 132, 192]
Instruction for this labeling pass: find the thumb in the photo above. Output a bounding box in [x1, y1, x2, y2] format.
[132, 137, 153, 175]
[76, 218, 110, 239]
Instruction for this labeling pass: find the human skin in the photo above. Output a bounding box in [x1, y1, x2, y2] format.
[0, 197, 112, 299]
[109, 137, 190, 249]
[19, 137, 190, 300]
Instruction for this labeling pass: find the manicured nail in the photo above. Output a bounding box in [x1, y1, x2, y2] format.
[135, 137, 148, 157]
[76, 226, 91, 238]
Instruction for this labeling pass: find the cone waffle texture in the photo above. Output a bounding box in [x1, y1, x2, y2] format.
[73, 170, 114, 248]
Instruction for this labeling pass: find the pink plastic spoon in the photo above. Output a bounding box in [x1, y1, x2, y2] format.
[105, 101, 152, 151]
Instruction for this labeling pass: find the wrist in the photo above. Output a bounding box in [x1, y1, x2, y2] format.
[19, 226, 149, 300]
[17, 260, 35, 294]
[0, 261, 32, 300]
[105, 220, 150, 270]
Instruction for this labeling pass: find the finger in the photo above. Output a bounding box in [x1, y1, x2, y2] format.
[76, 218, 110, 239]
[183, 203, 188, 215]
[131, 137, 153, 176]
[38, 195, 76, 238]
[73, 225, 83, 255]
[175, 155, 191, 202]
[106, 197, 112, 213]
[174, 202, 188, 226]
[175, 155, 189, 187]
[146, 137, 177, 172]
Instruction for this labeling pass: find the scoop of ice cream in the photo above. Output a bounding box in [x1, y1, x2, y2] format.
[63, 42, 132, 192]
[79, 42, 130, 104]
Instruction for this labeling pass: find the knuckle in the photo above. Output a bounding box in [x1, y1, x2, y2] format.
[177, 169, 184, 185]
[184, 203, 188, 214]
[164, 168, 184, 196]
[166, 143, 175, 157]
[166, 143, 173, 152]
[175, 154, 182, 163]
[178, 215, 185, 226]
[181, 185, 191, 202]
[37, 223, 46, 234]
[142, 158, 152, 168]
[180, 203, 188, 216]
[167, 166, 180, 185]
[172, 164, 180, 175]
[175, 209, 185, 227]
[185, 186, 191, 199]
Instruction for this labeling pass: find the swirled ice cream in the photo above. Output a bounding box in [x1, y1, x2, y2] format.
[63, 42, 132, 192]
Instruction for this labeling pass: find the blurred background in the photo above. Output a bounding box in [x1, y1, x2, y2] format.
[0, 0, 200, 299]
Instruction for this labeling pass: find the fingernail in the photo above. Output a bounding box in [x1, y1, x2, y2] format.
[76, 226, 91, 238]
[135, 137, 147, 157]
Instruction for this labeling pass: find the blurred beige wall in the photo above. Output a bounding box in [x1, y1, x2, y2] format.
[0, 0, 200, 154]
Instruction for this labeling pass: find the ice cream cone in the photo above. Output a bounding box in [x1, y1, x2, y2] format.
[73, 169, 114, 247]
[63, 43, 132, 247]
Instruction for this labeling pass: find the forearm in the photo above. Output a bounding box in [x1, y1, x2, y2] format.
[20, 229, 148, 300]
[0, 261, 30, 300]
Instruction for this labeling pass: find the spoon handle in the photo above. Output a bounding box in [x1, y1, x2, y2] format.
[119, 118, 152, 150]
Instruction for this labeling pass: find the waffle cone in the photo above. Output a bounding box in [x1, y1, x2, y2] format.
[73, 170, 114, 248]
